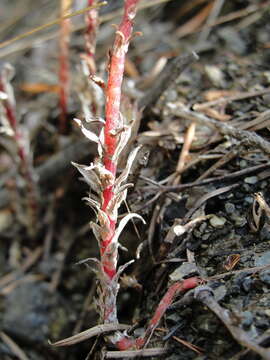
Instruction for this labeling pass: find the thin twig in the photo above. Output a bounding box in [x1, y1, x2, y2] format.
[195, 287, 270, 360]
[193, 87, 270, 110]
[104, 347, 168, 358]
[50, 324, 130, 346]
[197, 0, 225, 43]
[139, 52, 199, 111]
[184, 183, 239, 221]
[207, 263, 270, 281]
[168, 104, 270, 155]
[0, 332, 30, 360]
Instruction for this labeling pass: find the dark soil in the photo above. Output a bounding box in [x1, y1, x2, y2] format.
[0, 0, 270, 359]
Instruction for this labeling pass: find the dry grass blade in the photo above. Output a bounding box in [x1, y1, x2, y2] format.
[0, 2, 107, 49]
[172, 335, 204, 354]
[50, 324, 130, 347]
[0, 331, 30, 360]
[168, 105, 270, 155]
[0, 0, 175, 59]
[104, 347, 168, 358]
[176, 1, 215, 38]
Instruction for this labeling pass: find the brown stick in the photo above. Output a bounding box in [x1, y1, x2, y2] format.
[195, 287, 270, 359]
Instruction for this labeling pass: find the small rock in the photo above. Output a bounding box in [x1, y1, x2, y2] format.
[244, 176, 258, 184]
[239, 160, 247, 168]
[255, 251, 270, 266]
[209, 215, 226, 228]
[242, 311, 253, 328]
[244, 196, 253, 204]
[233, 215, 247, 227]
[169, 262, 198, 282]
[3, 283, 52, 342]
[212, 283, 227, 301]
[205, 65, 225, 87]
[242, 277, 253, 292]
[225, 202, 235, 214]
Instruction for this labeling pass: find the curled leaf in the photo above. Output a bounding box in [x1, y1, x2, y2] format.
[114, 259, 135, 282]
[113, 213, 145, 243]
[115, 146, 141, 188]
[112, 125, 131, 162]
[72, 162, 101, 194]
[74, 118, 100, 144]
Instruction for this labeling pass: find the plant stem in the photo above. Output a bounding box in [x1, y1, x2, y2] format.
[84, 0, 99, 74]
[100, 0, 140, 322]
[0, 75, 38, 235]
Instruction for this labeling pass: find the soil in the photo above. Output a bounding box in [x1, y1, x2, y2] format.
[0, 0, 270, 359]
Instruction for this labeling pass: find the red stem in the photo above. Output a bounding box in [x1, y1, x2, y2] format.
[84, 0, 99, 75]
[100, 0, 140, 321]
[0, 78, 38, 233]
[115, 277, 201, 350]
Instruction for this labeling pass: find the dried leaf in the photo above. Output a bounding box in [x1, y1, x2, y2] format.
[74, 118, 100, 144]
[115, 146, 141, 188]
[223, 254, 241, 271]
[72, 162, 101, 193]
[113, 213, 145, 243]
[112, 125, 131, 162]
[114, 260, 135, 282]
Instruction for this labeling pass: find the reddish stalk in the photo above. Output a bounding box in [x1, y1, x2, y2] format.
[100, 0, 140, 323]
[59, 0, 72, 133]
[0, 71, 38, 235]
[115, 277, 201, 350]
[84, 0, 99, 74]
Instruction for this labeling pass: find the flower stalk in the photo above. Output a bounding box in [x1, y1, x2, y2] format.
[74, 0, 141, 327]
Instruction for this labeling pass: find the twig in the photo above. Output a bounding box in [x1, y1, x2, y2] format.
[183, 183, 239, 221]
[162, 162, 270, 192]
[194, 287, 270, 360]
[139, 52, 199, 112]
[232, 330, 270, 360]
[168, 104, 270, 155]
[173, 122, 196, 185]
[0, 332, 30, 360]
[104, 347, 168, 358]
[50, 323, 130, 346]
[176, 1, 215, 38]
[197, 0, 225, 43]
[195, 144, 240, 181]
[206, 2, 269, 28]
[193, 87, 270, 110]
[207, 263, 270, 281]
